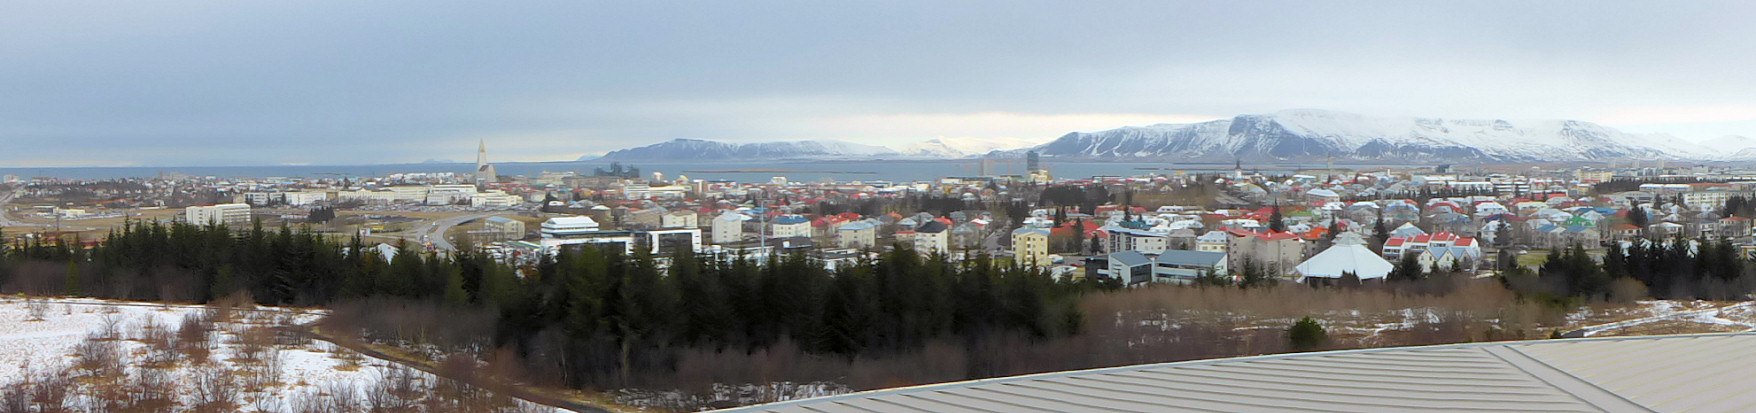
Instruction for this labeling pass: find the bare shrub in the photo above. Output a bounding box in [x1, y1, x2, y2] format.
[121, 367, 178, 412]
[30, 368, 72, 413]
[365, 365, 424, 412]
[233, 324, 276, 364]
[1609, 278, 1650, 304]
[0, 381, 28, 413]
[431, 357, 478, 411]
[242, 344, 285, 392]
[98, 312, 123, 340]
[321, 297, 498, 354]
[276, 326, 314, 348]
[324, 380, 361, 413]
[139, 316, 179, 368]
[253, 392, 287, 413]
[210, 290, 255, 324]
[0, 362, 73, 413]
[179, 311, 217, 363]
[189, 366, 239, 413]
[75, 332, 124, 379]
[25, 297, 48, 321]
[332, 344, 367, 371]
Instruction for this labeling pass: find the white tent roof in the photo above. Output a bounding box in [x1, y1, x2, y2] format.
[1294, 243, 1393, 280]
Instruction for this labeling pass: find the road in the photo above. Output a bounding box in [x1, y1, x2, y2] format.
[0, 188, 114, 233]
[405, 212, 501, 252]
[0, 188, 23, 227]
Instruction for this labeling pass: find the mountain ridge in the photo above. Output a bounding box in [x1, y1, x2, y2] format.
[587, 111, 1752, 163]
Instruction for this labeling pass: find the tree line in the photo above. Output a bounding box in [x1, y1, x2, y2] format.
[0, 222, 1097, 391]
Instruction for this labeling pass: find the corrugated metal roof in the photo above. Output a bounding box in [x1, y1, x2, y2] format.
[718, 333, 1756, 413]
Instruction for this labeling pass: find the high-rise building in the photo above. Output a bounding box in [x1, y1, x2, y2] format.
[475, 139, 498, 184]
[1026, 151, 1041, 172]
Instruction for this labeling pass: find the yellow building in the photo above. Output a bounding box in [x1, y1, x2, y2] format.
[1012, 227, 1052, 267]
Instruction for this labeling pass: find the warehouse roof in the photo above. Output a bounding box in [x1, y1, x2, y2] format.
[717, 333, 1756, 412]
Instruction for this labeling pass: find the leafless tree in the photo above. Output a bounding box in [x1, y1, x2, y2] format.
[140, 315, 178, 367]
[189, 366, 239, 413]
[24, 297, 47, 321]
[324, 380, 361, 413]
[98, 311, 123, 340]
[365, 365, 423, 412]
[121, 367, 177, 412]
[75, 332, 123, 379]
[179, 310, 217, 364]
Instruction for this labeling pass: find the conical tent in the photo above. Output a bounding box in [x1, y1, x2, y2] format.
[1294, 242, 1393, 281]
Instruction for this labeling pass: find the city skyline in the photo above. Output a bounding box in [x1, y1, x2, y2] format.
[3, 1, 1754, 167]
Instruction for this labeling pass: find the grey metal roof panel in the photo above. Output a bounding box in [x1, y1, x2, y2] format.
[723, 335, 1756, 413]
[720, 333, 1756, 413]
[1513, 334, 1756, 412]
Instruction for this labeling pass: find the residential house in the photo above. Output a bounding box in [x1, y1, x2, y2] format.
[1103, 226, 1169, 255]
[1223, 229, 1305, 277]
[1195, 231, 1229, 253]
[712, 211, 745, 244]
[661, 210, 699, 229]
[913, 220, 951, 254]
[1013, 227, 1052, 266]
[837, 221, 878, 249]
[770, 215, 813, 239]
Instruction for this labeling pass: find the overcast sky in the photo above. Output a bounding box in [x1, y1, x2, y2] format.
[3, 1, 1754, 166]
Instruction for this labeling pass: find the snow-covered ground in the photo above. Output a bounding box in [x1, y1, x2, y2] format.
[1572, 300, 1756, 337]
[0, 296, 562, 412]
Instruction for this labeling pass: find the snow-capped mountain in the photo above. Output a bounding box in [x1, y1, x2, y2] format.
[900, 137, 1050, 158]
[1702, 136, 1756, 161]
[588, 112, 1745, 163]
[1029, 109, 1703, 163]
[596, 137, 1045, 161]
[597, 138, 903, 161]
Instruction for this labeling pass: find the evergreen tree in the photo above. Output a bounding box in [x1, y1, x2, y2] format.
[1268, 205, 1286, 233]
[63, 259, 80, 296]
[1071, 218, 1085, 254]
[1603, 242, 1628, 280]
[1288, 316, 1326, 351]
[1390, 253, 1423, 282]
[1628, 204, 1649, 228]
[1338, 271, 1362, 289]
[442, 266, 468, 307]
[1371, 208, 1390, 253]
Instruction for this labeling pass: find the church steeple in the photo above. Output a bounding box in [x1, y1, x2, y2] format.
[474, 139, 496, 184]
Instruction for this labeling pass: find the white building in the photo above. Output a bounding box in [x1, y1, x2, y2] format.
[541, 215, 601, 236]
[661, 210, 699, 229]
[470, 191, 523, 208]
[284, 191, 328, 207]
[336, 190, 397, 204]
[712, 211, 746, 244]
[642, 228, 703, 254]
[242, 192, 274, 206]
[186, 203, 251, 226]
[770, 215, 813, 239]
[1104, 226, 1169, 254]
[913, 220, 951, 254]
[537, 216, 633, 254]
[386, 186, 430, 203]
